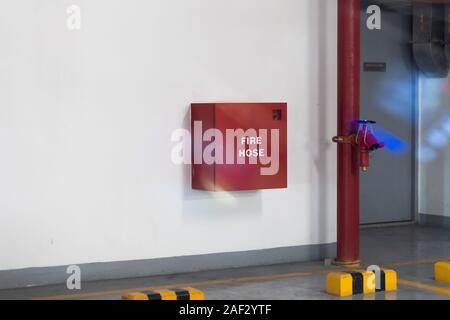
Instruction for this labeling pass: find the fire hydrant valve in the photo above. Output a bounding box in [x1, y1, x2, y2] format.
[332, 120, 384, 172]
[355, 120, 384, 172]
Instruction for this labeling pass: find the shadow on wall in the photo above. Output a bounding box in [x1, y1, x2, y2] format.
[180, 105, 262, 220]
[307, 0, 333, 244]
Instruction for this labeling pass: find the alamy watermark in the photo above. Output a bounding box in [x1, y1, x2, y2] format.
[66, 265, 81, 290]
[66, 5, 81, 31]
[366, 265, 383, 291]
[171, 121, 280, 176]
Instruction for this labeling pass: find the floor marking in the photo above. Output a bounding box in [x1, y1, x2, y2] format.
[33, 269, 334, 300]
[381, 257, 450, 268]
[32, 256, 450, 300]
[398, 279, 450, 296]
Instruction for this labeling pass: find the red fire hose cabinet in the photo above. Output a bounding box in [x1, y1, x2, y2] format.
[191, 103, 287, 192]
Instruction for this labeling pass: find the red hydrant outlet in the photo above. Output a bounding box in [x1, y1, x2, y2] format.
[332, 120, 384, 172]
[355, 120, 384, 172]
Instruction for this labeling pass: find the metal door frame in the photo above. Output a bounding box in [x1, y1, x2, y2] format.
[360, 1, 418, 227]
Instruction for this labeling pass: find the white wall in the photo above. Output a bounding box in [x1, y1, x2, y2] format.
[418, 76, 450, 219]
[0, 0, 337, 270]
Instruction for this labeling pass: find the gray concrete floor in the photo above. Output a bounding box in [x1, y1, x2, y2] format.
[0, 225, 449, 300]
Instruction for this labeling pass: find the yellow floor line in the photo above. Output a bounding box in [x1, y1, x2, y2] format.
[33, 257, 450, 300]
[382, 257, 450, 268]
[398, 279, 450, 296]
[33, 270, 328, 300]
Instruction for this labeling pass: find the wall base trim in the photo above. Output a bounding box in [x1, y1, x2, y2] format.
[0, 242, 336, 290]
[419, 214, 450, 229]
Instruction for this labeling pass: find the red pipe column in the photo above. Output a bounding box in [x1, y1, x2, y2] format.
[336, 0, 360, 264]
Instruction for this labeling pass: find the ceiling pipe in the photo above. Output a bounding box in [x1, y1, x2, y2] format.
[413, 2, 449, 77]
[335, 0, 360, 265]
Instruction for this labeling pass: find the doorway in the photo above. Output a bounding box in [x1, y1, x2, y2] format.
[360, 1, 416, 224]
